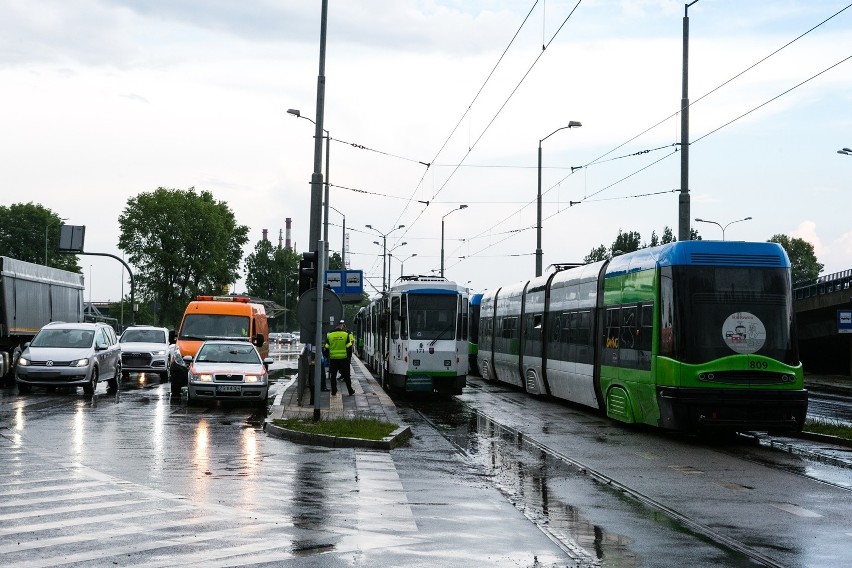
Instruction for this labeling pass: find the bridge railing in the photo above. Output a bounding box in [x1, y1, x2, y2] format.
[793, 269, 852, 300]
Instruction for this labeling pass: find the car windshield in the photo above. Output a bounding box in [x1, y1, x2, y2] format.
[31, 328, 94, 349]
[180, 314, 250, 340]
[196, 344, 261, 364]
[121, 329, 166, 343]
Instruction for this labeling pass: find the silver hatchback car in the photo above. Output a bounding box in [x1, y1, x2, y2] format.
[16, 321, 122, 395]
[185, 340, 272, 407]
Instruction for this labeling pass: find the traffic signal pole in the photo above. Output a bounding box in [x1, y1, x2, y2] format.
[312, 241, 326, 421]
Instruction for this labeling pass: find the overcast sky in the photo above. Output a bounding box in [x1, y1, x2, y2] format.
[2, 0, 851, 304]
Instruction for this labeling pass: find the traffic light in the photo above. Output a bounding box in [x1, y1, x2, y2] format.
[299, 251, 318, 295]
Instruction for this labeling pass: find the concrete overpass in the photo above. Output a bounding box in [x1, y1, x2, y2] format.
[794, 269, 852, 375]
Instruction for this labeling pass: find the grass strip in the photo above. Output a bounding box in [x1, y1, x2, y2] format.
[273, 416, 399, 441]
[803, 417, 852, 441]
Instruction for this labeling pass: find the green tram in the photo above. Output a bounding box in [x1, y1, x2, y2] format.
[476, 240, 808, 432]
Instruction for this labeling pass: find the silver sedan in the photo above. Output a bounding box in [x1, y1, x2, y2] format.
[184, 340, 272, 407]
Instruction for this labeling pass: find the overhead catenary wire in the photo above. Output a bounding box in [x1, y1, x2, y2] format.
[445, 4, 852, 266]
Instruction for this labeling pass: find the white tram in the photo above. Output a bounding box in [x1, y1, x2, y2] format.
[359, 276, 469, 395]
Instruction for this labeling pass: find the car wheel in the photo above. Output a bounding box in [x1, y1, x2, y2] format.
[83, 367, 98, 395]
[17, 381, 31, 394]
[159, 371, 169, 383]
[186, 387, 196, 406]
[107, 363, 120, 391]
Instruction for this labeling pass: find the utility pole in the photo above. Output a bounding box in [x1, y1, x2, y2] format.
[679, 1, 700, 242]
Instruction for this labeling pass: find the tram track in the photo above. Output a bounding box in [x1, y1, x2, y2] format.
[401, 395, 789, 568]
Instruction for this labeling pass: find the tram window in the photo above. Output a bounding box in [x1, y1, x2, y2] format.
[576, 310, 591, 346]
[638, 303, 653, 351]
[501, 316, 517, 339]
[400, 295, 408, 340]
[391, 297, 401, 340]
[604, 308, 621, 349]
[620, 306, 637, 350]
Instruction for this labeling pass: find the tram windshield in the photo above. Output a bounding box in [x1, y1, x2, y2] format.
[663, 266, 799, 365]
[406, 294, 458, 341]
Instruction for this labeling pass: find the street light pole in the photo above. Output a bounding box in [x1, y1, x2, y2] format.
[395, 253, 417, 278]
[537, 122, 581, 277]
[366, 224, 404, 292]
[441, 205, 468, 278]
[694, 216, 752, 240]
[287, 108, 331, 269]
[386, 242, 407, 288]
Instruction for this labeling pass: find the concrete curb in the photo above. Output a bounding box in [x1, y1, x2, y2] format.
[263, 420, 412, 450]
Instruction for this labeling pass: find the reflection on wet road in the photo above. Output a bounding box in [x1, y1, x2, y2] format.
[400, 396, 763, 567]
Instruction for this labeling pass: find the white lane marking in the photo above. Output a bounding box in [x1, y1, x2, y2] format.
[356, 451, 418, 533]
[770, 503, 823, 518]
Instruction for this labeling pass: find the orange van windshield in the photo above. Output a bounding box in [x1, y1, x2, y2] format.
[179, 314, 250, 340]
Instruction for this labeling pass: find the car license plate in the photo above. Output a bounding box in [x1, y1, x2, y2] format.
[217, 385, 241, 393]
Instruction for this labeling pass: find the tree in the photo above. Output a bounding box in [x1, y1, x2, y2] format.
[583, 225, 700, 264]
[768, 234, 823, 284]
[244, 239, 301, 331]
[118, 187, 249, 328]
[0, 202, 80, 271]
[612, 230, 642, 255]
[583, 244, 609, 263]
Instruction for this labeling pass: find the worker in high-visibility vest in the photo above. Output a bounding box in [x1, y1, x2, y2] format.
[325, 320, 354, 395]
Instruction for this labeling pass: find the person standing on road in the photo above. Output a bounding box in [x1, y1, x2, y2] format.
[325, 320, 354, 395]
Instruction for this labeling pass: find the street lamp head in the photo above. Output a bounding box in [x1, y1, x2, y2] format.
[366, 224, 373, 229]
[744, 216, 753, 221]
[286, 108, 301, 117]
[568, 121, 582, 128]
[694, 218, 705, 222]
[459, 204, 468, 210]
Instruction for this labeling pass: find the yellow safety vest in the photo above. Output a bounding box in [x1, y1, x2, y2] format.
[325, 330, 351, 360]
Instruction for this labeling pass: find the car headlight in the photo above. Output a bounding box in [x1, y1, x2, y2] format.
[190, 373, 213, 382]
[152, 350, 166, 356]
[18, 357, 29, 367]
[244, 373, 267, 384]
[72, 358, 89, 367]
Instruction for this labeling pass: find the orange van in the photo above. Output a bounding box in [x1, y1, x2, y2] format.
[169, 295, 268, 393]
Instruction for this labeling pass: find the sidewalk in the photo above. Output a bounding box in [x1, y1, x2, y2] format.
[264, 355, 409, 448]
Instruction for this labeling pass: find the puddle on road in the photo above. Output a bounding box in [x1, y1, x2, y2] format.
[412, 399, 763, 568]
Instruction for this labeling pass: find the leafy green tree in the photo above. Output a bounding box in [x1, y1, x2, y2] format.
[612, 230, 642, 255]
[118, 187, 249, 328]
[583, 225, 700, 264]
[0, 202, 80, 271]
[244, 239, 301, 331]
[583, 244, 609, 263]
[768, 234, 823, 284]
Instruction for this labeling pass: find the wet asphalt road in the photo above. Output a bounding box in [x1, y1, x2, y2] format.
[1, 372, 570, 567]
[2, 359, 852, 567]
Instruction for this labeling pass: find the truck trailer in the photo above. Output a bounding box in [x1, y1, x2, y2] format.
[0, 256, 84, 382]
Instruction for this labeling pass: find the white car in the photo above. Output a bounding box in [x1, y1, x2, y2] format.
[185, 340, 272, 407]
[119, 325, 171, 382]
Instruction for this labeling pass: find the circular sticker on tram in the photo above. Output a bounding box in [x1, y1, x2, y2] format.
[721, 312, 766, 354]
